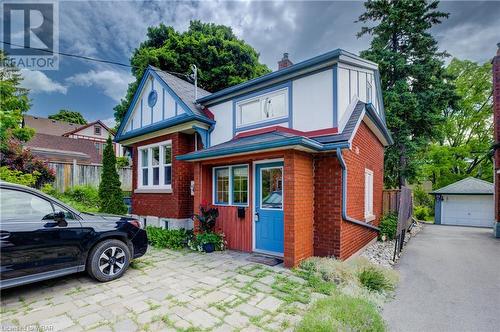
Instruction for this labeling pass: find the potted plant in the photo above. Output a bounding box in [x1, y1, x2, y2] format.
[189, 232, 225, 253]
[193, 203, 219, 233]
[189, 204, 225, 253]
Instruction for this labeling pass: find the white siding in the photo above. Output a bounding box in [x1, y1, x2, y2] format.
[336, 65, 382, 129]
[293, 69, 333, 132]
[165, 92, 176, 119]
[338, 67, 351, 128]
[142, 80, 152, 125]
[123, 73, 186, 134]
[209, 101, 233, 146]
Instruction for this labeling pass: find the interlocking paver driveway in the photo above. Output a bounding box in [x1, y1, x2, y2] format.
[1, 249, 309, 331]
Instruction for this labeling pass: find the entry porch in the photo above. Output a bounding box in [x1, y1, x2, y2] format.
[192, 150, 315, 267]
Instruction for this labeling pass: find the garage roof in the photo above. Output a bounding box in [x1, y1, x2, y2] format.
[431, 177, 494, 195]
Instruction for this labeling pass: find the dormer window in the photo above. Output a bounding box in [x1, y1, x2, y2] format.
[236, 88, 288, 127]
[94, 125, 101, 135]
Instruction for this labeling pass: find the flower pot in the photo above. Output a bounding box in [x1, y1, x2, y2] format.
[202, 243, 215, 253]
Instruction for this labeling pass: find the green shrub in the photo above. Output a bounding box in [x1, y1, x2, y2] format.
[296, 293, 386, 332]
[188, 232, 225, 252]
[116, 156, 130, 168]
[41, 184, 100, 212]
[414, 205, 431, 221]
[0, 166, 39, 187]
[413, 185, 434, 209]
[98, 136, 127, 214]
[358, 267, 394, 293]
[379, 212, 398, 240]
[146, 226, 192, 250]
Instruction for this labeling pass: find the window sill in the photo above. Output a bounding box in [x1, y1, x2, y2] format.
[134, 188, 172, 194]
[365, 215, 376, 223]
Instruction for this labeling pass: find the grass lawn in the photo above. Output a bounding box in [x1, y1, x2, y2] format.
[296, 294, 385, 332]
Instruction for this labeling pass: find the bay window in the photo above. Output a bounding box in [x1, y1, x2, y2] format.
[138, 140, 172, 190]
[214, 165, 249, 206]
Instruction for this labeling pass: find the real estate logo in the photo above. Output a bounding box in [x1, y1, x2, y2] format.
[1, 1, 59, 70]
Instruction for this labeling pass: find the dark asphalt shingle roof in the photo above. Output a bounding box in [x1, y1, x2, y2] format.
[23, 115, 84, 136]
[150, 66, 211, 118]
[313, 102, 365, 144]
[26, 133, 102, 164]
[431, 177, 494, 195]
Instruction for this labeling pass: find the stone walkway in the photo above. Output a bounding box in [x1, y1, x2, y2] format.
[1, 248, 319, 331]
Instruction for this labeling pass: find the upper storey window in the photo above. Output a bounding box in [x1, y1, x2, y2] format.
[236, 88, 288, 127]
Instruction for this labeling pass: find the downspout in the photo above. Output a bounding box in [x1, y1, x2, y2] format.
[335, 147, 380, 232]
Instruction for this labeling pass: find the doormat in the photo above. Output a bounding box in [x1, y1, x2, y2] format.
[247, 255, 283, 266]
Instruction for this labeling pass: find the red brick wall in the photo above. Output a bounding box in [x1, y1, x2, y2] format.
[493, 49, 500, 222]
[313, 154, 342, 257]
[284, 150, 314, 267]
[131, 132, 195, 219]
[340, 122, 384, 259]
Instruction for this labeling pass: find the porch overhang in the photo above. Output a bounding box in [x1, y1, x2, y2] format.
[177, 134, 349, 162]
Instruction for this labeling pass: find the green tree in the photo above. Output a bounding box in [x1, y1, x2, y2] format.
[357, 0, 455, 188]
[114, 21, 271, 125]
[48, 109, 87, 125]
[0, 51, 34, 147]
[98, 136, 127, 214]
[418, 59, 493, 188]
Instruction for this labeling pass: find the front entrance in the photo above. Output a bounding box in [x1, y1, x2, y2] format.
[254, 162, 284, 255]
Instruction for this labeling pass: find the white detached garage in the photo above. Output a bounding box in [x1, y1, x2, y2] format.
[432, 177, 494, 228]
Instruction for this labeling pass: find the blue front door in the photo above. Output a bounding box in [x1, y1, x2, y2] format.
[255, 162, 284, 255]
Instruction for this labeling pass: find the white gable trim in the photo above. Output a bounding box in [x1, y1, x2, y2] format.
[116, 67, 197, 139]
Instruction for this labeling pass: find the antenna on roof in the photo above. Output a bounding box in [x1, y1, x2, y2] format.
[190, 64, 198, 101]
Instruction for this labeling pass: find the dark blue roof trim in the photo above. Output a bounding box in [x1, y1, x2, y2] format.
[197, 49, 376, 105]
[365, 103, 393, 145]
[115, 113, 214, 143]
[177, 134, 349, 161]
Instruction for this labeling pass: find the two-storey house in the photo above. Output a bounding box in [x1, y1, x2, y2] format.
[115, 49, 392, 267]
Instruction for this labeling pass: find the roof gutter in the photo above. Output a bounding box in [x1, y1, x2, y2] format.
[336, 147, 380, 232]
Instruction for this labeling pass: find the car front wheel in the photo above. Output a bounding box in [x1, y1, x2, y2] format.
[87, 239, 131, 282]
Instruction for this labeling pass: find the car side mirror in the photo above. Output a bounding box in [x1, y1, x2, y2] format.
[54, 211, 67, 227]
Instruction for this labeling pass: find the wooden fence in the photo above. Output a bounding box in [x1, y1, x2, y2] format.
[383, 189, 401, 214]
[48, 162, 132, 192]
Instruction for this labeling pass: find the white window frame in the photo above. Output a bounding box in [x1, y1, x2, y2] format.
[259, 166, 284, 211]
[236, 88, 288, 128]
[364, 168, 374, 221]
[366, 80, 373, 104]
[137, 140, 172, 190]
[213, 164, 249, 207]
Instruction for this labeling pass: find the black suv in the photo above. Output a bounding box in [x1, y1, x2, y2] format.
[0, 182, 148, 289]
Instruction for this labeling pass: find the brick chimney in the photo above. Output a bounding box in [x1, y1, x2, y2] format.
[278, 53, 293, 70]
[493, 42, 500, 237]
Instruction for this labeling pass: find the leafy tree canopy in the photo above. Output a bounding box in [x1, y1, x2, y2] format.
[0, 51, 34, 147]
[358, 0, 456, 188]
[418, 59, 493, 188]
[48, 109, 87, 125]
[114, 20, 271, 125]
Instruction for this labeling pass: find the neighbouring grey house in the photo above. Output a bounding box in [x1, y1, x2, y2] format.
[431, 177, 494, 228]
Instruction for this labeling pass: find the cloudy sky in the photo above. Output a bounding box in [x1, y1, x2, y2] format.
[18, 0, 500, 126]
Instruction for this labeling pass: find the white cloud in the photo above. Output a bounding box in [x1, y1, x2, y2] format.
[101, 117, 116, 128]
[66, 69, 133, 102]
[20, 70, 67, 94]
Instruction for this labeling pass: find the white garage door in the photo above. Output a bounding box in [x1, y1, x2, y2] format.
[441, 195, 494, 227]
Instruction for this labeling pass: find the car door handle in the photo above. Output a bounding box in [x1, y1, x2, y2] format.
[0, 231, 10, 239]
